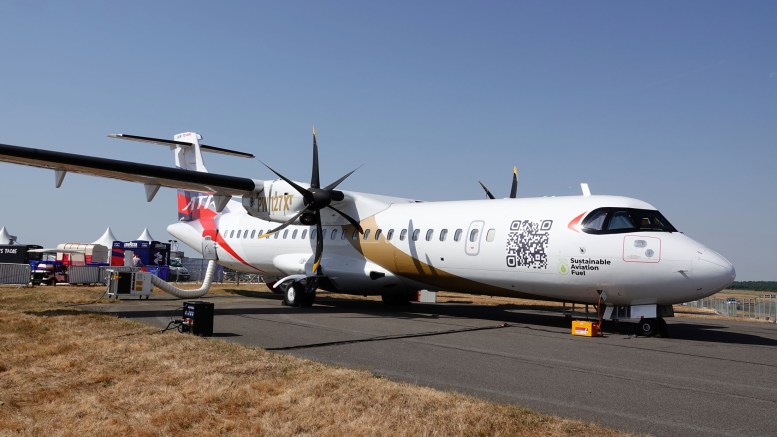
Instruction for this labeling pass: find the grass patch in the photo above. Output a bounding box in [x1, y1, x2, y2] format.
[0, 285, 637, 436]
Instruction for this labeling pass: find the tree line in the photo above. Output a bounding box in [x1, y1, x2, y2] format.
[729, 281, 777, 292]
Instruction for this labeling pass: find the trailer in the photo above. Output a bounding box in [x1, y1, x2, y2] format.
[56, 243, 108, 265]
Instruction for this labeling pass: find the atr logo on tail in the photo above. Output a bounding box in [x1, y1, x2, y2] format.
[178, 192, 218, 221]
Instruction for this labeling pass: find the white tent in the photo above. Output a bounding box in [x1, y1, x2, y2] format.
[0, 226, 18, 245]
[136, 228, 156, 242]
[92, 227, 119, 247]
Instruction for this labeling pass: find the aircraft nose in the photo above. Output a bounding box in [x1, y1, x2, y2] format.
[693, 248, 736, 295]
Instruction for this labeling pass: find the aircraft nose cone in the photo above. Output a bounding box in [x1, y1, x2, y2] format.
[693, 248, 736, 295]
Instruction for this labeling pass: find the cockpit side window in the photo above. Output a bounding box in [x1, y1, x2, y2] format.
[582, 208, 677, 234]
[608, 211, 636, 231]
[582, 209, 608, 231]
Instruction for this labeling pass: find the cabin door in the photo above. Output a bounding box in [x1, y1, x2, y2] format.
[465, 220, 485, 256]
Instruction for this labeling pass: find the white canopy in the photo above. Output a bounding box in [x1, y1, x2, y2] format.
[92, 227, 119, 247]
[136, 228, 156, 242]
[0, 226, 18, 245]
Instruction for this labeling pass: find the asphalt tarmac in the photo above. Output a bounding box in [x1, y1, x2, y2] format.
[87, 293, 777, 437]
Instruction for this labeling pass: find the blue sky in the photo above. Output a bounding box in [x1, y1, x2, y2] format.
[0, 1, 774, 280]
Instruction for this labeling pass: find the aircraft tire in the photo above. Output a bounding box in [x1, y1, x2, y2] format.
[381, 291, 413, 306]
[284, 282, 303, 307]
[636, 318, 658, 337]
[299, 289, 316, 307]
[658, 317, 668, 337]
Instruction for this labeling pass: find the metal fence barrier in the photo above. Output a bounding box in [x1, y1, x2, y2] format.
[68, 266, 104, 284]
[221, 269, 263, 284]
[684, 297, 777, 322]
[182, 258, 224, 283]
[0, 263, 32, 285]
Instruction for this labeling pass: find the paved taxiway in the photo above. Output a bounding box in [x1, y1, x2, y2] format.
[87, 293, 777, 437]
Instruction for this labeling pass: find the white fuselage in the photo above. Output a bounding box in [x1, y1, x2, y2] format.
[168, 194, 735, 306]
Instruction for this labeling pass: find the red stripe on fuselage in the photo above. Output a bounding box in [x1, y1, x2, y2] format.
[184, 193, 265, 273]
[568, 211, 587, 232]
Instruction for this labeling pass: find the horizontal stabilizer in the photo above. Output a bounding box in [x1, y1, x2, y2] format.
[108, 133, 255, 159]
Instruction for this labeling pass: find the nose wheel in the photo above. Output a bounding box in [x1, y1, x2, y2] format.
[636, 317, 668, 337]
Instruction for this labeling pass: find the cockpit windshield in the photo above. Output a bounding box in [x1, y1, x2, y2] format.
[581, 208, 677, 234]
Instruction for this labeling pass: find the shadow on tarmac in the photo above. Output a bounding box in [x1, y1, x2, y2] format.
[69, 292, 777, 347]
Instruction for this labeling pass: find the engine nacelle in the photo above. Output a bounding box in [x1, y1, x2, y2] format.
[242, 179, 308, 223]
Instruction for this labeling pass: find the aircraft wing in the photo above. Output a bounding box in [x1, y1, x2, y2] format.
[0, 142, 259, 196]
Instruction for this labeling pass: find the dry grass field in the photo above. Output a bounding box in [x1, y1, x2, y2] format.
[0, 285, 637, 436]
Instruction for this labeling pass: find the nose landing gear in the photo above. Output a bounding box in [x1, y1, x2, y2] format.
[636, 317, 668, 337]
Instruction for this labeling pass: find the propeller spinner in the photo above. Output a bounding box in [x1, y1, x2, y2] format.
[260, 128, 363, 274]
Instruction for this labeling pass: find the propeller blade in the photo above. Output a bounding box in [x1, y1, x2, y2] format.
[510, 166, 518, 199]
[478, 181, 496, 200]
[327, 204, 363, 233]
[311, 127, 320, 189]
[258, 208, 309, 238]
[261, 161, 310, 199]
[323, 166, 360, 191]
[312, 211, 323, 274]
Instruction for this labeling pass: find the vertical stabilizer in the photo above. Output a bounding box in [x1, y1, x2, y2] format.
[174, 132, 212, 221]
[173, 132, 208, 172]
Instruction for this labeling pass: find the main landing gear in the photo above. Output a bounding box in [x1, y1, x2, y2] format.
[381, 290, 415, 306]
[282, 279, 317, 308]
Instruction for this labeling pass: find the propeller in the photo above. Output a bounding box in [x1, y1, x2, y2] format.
[479, 166, 518, 199]
[260, 128, 363, 274]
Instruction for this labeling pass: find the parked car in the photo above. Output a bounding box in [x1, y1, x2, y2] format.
[168, 258, 190, 282]
[725, 297, 737, 305]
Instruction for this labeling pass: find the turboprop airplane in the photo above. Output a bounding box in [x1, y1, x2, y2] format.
[0, 131, 735, 336]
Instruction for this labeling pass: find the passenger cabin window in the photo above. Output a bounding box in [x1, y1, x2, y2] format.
[301, 229, 308, 239]
[292, 229, 298, 239]
[486, 229, 495, 242]
[581, 208, 678, 234]
[387, 229, 394, 240]
[412, 229, 420, 241]
[283, 230, 289, 239]
[469, 229, 479, 242]
[375, 229, 382, 240]
[440, 229, 448, 241]
[400, 229, 407, 241]
[250, 230, 256, 239]
[425, 229, 433, 241]
[363, 229, 371, 240]
[454, 229, 463, 241]
[331, 229, 338, 240]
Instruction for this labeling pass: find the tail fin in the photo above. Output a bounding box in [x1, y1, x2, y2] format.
[173, 132, 216, 221]
[172, 132, 208, 172]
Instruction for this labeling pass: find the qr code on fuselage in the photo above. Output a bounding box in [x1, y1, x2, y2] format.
[506, 220, 552, 269]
